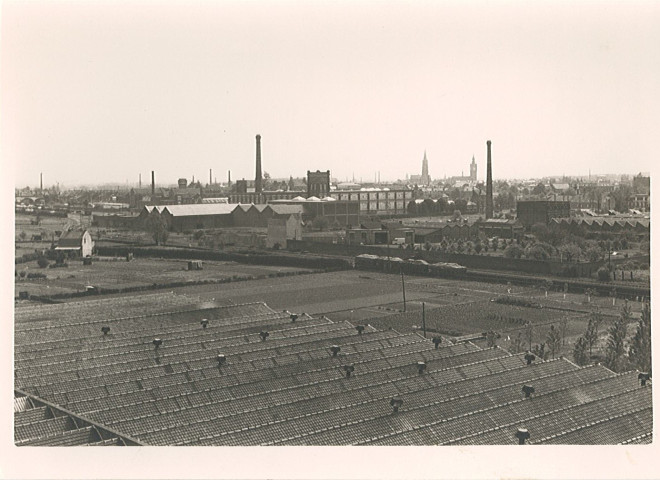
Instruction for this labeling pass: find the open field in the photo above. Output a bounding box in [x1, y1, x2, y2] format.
[163, 270, 641, 336]
[14, 257, 313, 297]
[164, 270, 642, 358]
[19, 267, 643, 362]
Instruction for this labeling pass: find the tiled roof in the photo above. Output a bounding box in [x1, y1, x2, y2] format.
[15, 295, 652, 446]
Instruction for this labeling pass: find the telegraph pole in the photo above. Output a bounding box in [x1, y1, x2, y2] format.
[401, 269, 406, 312]
[422, 302, 426, 338]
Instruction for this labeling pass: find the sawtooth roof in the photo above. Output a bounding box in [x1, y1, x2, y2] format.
[14, 293, 652, 446]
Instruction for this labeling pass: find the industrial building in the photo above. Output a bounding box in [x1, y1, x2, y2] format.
[14, 293, 652, 446]
[330, 188, 413, 216]
[271, 197, 360, 226]
[550, 217, 650, 237]
[137, 203, 303, 234]
[516, 200, 571, 228]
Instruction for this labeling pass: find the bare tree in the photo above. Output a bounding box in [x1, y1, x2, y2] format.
[546, 325, 562, 359]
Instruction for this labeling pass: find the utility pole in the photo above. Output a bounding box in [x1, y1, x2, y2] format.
[422, 302, 426, 338]
[401, 269, 406, 312]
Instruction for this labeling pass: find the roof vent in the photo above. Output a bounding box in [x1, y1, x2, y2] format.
[101, 326, 110, 335]
[201, 319, 209, 329]
[417, 362, 427, 374]
[638, 372, 651, 386]
[330, 345, 341, 357]
[356, 325, 365, 335]
[515, 428, 530, 445]
[290, 313, 298, 323]
[153, 338, 163, 349]
[259, 331, 269, 341]
[216, 354, 226, 366]
[524, 353, 536, 365]
[432, 337, 442, 349]
[390, 397, 404, 413]
[343, 364, 355, 378]
[522, 385, 535, 398]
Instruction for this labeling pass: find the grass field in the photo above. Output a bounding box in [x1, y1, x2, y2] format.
[14, 257, 313, 297]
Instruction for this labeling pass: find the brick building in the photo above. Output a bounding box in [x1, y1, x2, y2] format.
[307, 170, 331, 198]
[516, 200, 570, 228]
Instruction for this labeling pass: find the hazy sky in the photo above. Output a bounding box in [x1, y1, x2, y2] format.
[3, 1, 659, 188]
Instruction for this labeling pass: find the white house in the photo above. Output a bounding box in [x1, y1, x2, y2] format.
[55, 230, 94, 257]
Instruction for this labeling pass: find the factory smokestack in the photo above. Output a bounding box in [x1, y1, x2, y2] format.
[255, 134, 263, 193]
[228, 170, 231, 185]
[40, 173, 43, 192]
[139, 173, 142, 188]
[486, 140, 493, 219]
[209, 169, 213, 185]
[151, 171, 155, 195]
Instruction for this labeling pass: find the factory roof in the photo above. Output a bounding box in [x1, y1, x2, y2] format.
[161, 204, 240, 217]
[14, 294, 652, 446]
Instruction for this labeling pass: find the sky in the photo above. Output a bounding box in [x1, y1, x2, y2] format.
[2, 0, 659, 188]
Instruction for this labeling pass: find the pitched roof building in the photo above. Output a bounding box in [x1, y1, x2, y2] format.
[54, 230, 94, 257]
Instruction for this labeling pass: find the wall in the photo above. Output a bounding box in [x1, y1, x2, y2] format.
[81, 231, 94, 257]
[267, 218, 287, 249]
[96, 245, 352, 270]
[286, 240, 601, 277]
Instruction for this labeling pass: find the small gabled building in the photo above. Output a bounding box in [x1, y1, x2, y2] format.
[55, 230, 94, 257]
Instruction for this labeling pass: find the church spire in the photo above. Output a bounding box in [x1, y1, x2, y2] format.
[421, 150, 430, 185]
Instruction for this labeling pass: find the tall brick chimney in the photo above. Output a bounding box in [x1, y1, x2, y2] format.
[209, 169, 212, 185]
[151, 171, 155, 195]
[486, 140, 493, 219]
[255, 134, 263, 193]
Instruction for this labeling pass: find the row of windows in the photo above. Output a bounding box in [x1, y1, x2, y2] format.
[332, 191, 413, 202]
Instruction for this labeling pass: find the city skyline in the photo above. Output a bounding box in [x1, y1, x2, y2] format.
[3, 2, 659, 187]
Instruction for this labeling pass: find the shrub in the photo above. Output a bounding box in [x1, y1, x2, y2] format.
[503, 244, 524, 259]
[525, 243, 551, 261]
[597, 266, 611, 282]
[37, 257, 50, 269]
[494, 296, 538, 308]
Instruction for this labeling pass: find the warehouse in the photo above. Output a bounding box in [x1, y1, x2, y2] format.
[160, 204, 237, 231]
[138, 203, 303, 233]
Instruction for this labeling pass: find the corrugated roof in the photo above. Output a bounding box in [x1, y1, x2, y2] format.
[269, 205, 303, 215]
[161, 204, 240, 217]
